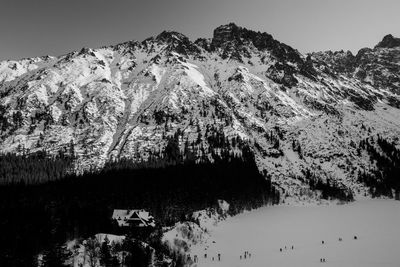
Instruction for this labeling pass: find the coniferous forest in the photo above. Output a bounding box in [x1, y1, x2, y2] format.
[357, 135, 400, 199]
[0, 146, 279, 267]
[1, 134, 399, 266]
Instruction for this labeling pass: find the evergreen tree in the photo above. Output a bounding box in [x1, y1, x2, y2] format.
[42, 246, 65, 267]
[100, 237, 112, 267]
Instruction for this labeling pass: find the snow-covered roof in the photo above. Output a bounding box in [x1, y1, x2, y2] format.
[112, 209, 155, 227]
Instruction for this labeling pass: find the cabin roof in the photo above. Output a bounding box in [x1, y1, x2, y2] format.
[112, 209, 155, 227]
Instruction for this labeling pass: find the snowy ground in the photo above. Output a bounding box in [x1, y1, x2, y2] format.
[190, 200, 400, 267]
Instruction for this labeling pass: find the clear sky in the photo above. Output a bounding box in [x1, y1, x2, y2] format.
[1, 0, 399, 60]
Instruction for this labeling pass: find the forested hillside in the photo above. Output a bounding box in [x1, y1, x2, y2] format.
[0, 149, 278, 266]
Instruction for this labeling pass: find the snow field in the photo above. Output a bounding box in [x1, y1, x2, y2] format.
[190, 200, 400, 267]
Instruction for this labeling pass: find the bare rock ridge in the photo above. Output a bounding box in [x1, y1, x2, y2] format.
[211, 23, 303, 63]
[312, 34, 400, 97]
[1, 23, 400, 200]
[375, 34, 400, 48]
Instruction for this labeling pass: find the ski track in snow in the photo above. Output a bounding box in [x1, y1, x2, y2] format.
[190, 200, 400, 267]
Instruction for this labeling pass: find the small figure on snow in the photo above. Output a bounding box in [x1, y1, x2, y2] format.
[322, 240, 325, 244]
[354, 235, 358, 240]
[218, 253, 221, 261]
[280, 248, 282, 252]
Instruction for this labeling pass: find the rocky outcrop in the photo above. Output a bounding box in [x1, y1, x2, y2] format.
[375, 34, 400, 49]
[311, 34, 400, 96]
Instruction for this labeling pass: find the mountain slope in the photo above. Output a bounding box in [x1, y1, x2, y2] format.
[1, 23, 400, 200]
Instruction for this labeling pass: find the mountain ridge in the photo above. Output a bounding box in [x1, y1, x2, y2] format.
[1, 23, 400, 201]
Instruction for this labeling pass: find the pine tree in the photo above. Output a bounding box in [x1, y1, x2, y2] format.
[42, 246, 65, 267]
[100, 237, 112, 267]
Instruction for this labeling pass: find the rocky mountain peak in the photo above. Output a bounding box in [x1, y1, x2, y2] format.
[78, 47, 96, 57]
[211, 23, 242, 46]
[375, 34, 400, 49]
[155, 30, 189, 43]
[211, 23, 276, 50]
[210, 23, 308, 75]
[142, 30, 201, 56]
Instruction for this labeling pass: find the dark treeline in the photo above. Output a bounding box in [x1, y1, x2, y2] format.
[0, 147, 279, 267]
[358, 135, 400, 199]
[301, 168, 354, 201]
[0, 146, 74, 184]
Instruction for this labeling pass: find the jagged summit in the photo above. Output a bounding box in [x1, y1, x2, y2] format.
[154, 30, 189, 43]
[311, 33, 400, 96]
[211, 23, 279, 52]
[140, 30, 201, 56]
[211, 23, 244, 46]
[375, 34, 400, 49]
[206, 23, 317, 84]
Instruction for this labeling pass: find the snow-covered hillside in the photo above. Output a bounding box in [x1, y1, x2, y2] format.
[1, 23, 400, 199]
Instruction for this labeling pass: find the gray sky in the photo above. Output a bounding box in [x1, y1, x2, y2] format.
[1, 0, 399, 60]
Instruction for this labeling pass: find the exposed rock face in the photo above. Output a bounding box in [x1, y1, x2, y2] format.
[1, 24, 400, 200]
[311, 50, 356, 75]
[312, 34, 400, 96]
[375, 34, 400, 49]
[150, 31, 202, 56]
[210, 23, 318, 86]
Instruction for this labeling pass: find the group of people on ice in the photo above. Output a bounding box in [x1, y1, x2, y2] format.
[188, 234, 359, 265]
[239, 250, 252, 260]
[279, 245, 295, 252]
[277, 235, 358, 263]
[190, 252, 222, 263]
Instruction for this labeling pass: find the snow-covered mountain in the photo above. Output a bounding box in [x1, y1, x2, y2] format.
[1, 23, 400, 199]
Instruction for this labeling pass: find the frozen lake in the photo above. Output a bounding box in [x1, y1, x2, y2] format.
[191, 200, 400, 267]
